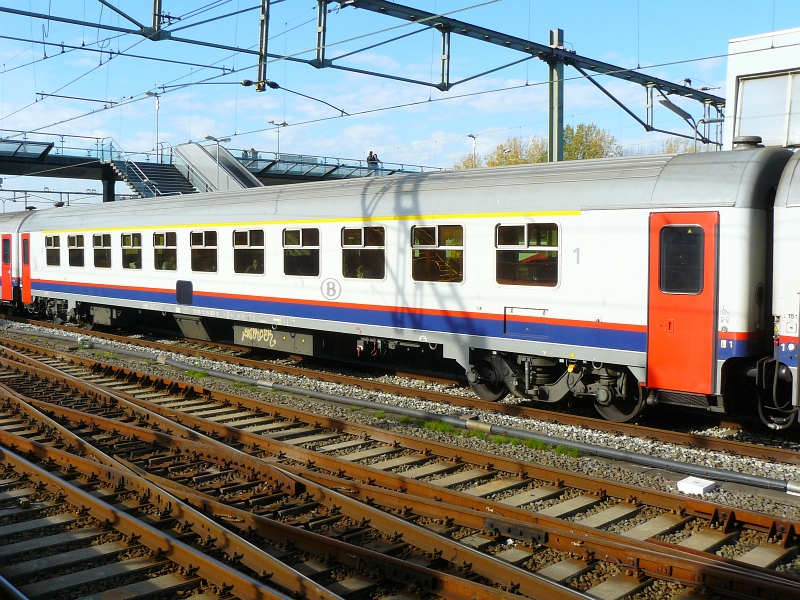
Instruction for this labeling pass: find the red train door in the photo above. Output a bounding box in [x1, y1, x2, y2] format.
[21, 234, 31, 304]
[647, 212, 718, 394]
[1, 235, 11, 302]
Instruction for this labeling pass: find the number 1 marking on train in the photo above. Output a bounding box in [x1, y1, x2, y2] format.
[573, 248, 580, 264]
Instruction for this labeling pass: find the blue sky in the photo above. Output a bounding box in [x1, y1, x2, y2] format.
[1, 0, 800, 207]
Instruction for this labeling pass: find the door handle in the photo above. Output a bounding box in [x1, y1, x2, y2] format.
[666, 319, 675, 333]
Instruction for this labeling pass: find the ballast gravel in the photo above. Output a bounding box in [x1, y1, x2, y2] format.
[4, 321, 800, 522]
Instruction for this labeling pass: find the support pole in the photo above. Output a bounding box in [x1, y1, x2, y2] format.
[152, 0, 162, 33]
[256, 0, 270, 91]
[438, 27, 451, 91]
[102, 178, 115, 203]
[547, 29, 564, 162]
[645, 84, 654, 130]
[314, 0, 328, 68]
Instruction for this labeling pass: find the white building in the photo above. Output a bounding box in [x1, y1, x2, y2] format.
[724, 27, 800, 150]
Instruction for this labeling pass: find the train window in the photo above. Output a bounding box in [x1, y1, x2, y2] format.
[93, 234, 111, 268]
[191, 230, 217, 273]
[342, 226, 385, 279]
[45, 236, 60, 266]
[154, 231, 177, 271]
[660, 226, 704, 294]
[495, 223, 559, 287]
[2, 239, 10, 265]
[411, 225, 463, 283]
[121, 233, 142, 270]
[283, 228, 319, 276]
[22, 239, 29, 267]
[233, 229, 264, 274]
[67, 235, 85, 267]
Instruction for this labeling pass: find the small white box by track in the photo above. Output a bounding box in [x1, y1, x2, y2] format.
[677, 476, 716, 495]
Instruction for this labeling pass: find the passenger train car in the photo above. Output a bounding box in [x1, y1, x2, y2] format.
[0, 146, 796, 427]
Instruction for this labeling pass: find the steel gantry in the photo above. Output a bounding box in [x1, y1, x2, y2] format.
[331, 1, 725, 160]
[1, 0, 727, 161]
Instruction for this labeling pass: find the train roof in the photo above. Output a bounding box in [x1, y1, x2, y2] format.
[20, 147, 793, 232]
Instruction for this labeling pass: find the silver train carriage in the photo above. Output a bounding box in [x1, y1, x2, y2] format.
[0, 146, 793, 425]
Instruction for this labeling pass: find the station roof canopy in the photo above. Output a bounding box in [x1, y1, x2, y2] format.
[0, 140, 54, 160]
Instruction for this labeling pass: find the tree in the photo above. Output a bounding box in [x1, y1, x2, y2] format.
[454, 152, 483, 169]
[658, 136, 695, 154]
[562, 123, 622, 160]
[623, 136, 708, 156]
[484, 136, 547, 167]
[453, 123, 621, 169]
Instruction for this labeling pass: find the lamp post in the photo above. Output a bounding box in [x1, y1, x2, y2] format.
[269, 120, 288, 156]
[467, 133, 477, 167]
[145, 91, 160, 158]
[204, 134, 231, 191]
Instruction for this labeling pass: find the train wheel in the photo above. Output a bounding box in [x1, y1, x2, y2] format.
[469, 361, 508, 401]
[593, 368, 646, 422]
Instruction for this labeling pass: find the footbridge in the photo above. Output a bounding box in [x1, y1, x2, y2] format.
[0, 133, 441, 201]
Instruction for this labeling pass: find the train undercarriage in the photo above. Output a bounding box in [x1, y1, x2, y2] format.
[10, 297, 797, 429]
[466, 351, 645, 422]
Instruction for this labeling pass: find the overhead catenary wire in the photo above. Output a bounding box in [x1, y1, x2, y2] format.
[9, 2, 794, 148]
[1, 33, 150, 123]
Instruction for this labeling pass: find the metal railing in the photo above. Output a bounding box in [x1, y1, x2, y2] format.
[104, 136, 166, 198]
[238, 150, 441, 179]
[0, 128, 443, 188]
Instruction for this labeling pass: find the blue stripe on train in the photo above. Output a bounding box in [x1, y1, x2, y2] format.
[34, 280, 648, 353]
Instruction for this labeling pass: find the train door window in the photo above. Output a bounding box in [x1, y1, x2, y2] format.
[495, 223, 559, 286]
[22, 238, 29, 266]
[93, 234, 111, 268]
[45, 236, 60, 266]
[411, 224, 463, 282]
[660, 226, 704, 294]
[191, 230, 218, 273]
[67, 235, 85, 267]
[154, 232, 177, 271]
[121, 233, 142, 270]
[342, 226, 385, 279]
[233, 229, 264, 274]
[2, 238, 10, 266]
[283, 228, 319, 276]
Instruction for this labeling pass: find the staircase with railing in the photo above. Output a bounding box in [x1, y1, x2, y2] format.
[107, 138, 197, 199]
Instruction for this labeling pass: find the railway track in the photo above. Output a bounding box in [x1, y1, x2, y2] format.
[0, 371, 580, 599]
[0, 337, 797, 598]
[0, 434, 289, 600]
[3, 320, 799, 468]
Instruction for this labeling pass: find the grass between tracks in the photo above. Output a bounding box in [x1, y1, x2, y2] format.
[186, 369, 210, 378]
[391, 416, 580, 457]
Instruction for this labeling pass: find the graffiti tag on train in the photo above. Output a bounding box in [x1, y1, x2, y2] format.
[239, 327, 277, 348]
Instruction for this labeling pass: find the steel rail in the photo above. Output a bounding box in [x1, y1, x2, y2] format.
[0, 347, 298, 493]
[3, 396, 527, 600]
[17, 380, 800, 599]
[0, 420, 587, 600]
[0, 439, 295, 600]
[3, 348, 798, 598]
[115, 456, 531, 600]
[297, 469, 800, 600]
[0, 340, 796, 540]
[5, 323, 797, 466]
